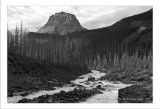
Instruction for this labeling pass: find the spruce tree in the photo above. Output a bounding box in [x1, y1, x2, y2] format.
[102, 55, 107, 69]
[96, 54, 102, 70]
[15, 24, 19, 48]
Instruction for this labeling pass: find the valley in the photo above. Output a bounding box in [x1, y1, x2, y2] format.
[7, 9, 153, 103]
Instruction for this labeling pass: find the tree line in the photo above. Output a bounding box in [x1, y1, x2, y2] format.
[7, 9, 153, 73]
[7, 21, 27, 56]
[8, 30, 152, 71]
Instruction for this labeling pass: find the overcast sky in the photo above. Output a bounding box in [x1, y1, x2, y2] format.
[7, 6, 152, 32]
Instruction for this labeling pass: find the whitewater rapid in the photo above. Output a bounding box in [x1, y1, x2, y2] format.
[8, 70, 131, 103]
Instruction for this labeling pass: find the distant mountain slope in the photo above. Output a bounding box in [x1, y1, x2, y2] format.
[37, 12, 86, 35]
[110, 9, 152, 30]
[25, 9, 152, 65]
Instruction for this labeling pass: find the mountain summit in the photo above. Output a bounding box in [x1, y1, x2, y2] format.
[37, 12, 86, 35]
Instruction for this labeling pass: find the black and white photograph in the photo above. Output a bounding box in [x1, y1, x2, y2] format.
[6, 5, 153, 104]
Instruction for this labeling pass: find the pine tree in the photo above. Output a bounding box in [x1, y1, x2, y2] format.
[113, 54, 120, 71]
[102, 55, 107, 69]
[15, 24, 19, 47]
[93, 58, 97, 69]
[20, 20, 24, 55]
[20, 20, 23, 38]
[22, 28, 27, 57]
[7, 21, 10, 49]
[96, 54, 102, 70]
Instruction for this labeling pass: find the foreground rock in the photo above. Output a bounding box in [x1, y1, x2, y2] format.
[18, 88, 102, 103]
[118, 84, 152, 103]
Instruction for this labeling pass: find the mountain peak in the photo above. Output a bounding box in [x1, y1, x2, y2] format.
[37, 12, 86, 35]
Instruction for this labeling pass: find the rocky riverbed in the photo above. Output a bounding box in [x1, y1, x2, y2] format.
[8, 70, 132, 103]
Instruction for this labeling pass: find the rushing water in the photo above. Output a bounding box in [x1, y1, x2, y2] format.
[82, 81, 131, 103]
[8, 70, 131, 103]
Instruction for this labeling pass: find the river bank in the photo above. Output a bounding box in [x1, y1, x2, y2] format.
[8, 70, 131, 103]
[8, 53, 90, 98]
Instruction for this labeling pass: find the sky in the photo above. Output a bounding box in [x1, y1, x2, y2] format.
[7, 6, 152, 32]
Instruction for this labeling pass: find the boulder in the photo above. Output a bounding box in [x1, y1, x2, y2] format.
[118, 85, 152, 103]
[88, 76, 95, 81]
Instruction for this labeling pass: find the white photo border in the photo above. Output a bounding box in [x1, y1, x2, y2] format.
[1, 0, 160, 108]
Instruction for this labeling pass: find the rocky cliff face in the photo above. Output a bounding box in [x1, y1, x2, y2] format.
[37, 12, 86, 35]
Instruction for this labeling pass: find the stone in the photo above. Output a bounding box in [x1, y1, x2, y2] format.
[118, 85, 152, 103]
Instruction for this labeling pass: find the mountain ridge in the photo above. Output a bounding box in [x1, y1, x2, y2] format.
[25, 9, 152, 64]
[37, 12, 86, 35]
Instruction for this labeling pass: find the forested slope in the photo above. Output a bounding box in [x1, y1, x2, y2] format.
[18, 9, 152, 68]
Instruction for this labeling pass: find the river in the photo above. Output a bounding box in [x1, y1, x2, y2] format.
[8, 70, 131, 103]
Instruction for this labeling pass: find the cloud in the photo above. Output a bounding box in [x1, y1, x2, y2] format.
[7, 6, 152, 32]
[82, 6, 152, 29]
